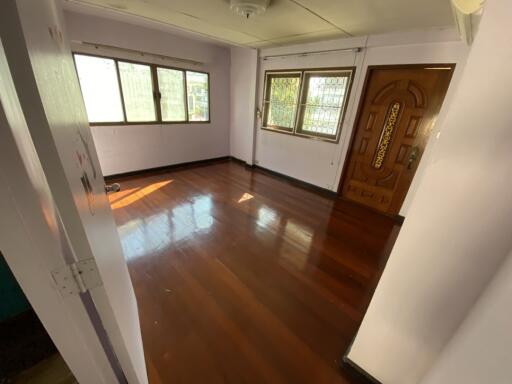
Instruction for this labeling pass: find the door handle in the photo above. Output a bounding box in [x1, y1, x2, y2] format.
[105, 183, 121, 194]
[407, 146, 420, 170]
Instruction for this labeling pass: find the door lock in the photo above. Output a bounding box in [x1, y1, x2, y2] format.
[407, 146, 420, 170]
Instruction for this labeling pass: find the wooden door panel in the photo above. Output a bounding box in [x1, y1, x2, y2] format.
[341, 66, 454, 215]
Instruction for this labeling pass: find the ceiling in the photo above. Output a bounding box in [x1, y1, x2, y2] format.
[64, 0, 455, 48]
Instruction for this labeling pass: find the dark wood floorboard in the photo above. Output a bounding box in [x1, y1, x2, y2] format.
[109, 160, 400, 384]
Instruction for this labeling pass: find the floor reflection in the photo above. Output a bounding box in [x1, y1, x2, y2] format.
[254, 204, 315, 271]
[117, 194, 213, 260]
[283, 219, 314, 253]
[256, 205, 279, 229]
[278, 219, 314, 271]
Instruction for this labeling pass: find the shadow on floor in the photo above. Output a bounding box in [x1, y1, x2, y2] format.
[8, 354, 76, 384]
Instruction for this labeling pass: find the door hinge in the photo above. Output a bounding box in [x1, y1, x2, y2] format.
[51, 259, 103, 297]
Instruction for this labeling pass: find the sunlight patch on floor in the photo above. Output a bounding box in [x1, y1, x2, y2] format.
[110, 180, 172, 209]
[238, 192, 254, 203]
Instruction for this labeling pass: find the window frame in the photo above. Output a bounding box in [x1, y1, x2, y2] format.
[72, 52, 211, 126]
[117, 60, 159, 123]
[261, 67, 355, 143]
[73, 54, 125, 124]
[262, 71, 302, 133]
[156, 66, 188, 123]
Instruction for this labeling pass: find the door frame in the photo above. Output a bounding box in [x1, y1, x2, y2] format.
[337, 63, 455, 217]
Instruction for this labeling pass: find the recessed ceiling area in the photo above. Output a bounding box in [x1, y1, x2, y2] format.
[64, 0, 454, 48]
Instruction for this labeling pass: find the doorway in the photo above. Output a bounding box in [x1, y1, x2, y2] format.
[339, 65, 454, 215]
[0, 252, 76, 384]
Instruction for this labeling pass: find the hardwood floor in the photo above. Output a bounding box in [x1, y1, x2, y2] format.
[108, 160, 400, 384]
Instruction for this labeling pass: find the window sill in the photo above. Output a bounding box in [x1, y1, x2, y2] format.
[261, 126, 339, 144]
[90, 120, 211, 127]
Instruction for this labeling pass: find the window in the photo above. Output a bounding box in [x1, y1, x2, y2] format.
[73, 53, 210, 125]
[118, 62, 157, 122]
[263, 73, 301, 131]
[297, 71, 350, 138]
[186, 71, 209, 122]
[157, 67, 186, 122]
[74, 54, 124, 123]
[262, 68, 353, 142]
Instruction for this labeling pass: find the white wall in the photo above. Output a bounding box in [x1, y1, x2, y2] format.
[230, 46, 258, 164]
[64, 11, 231, 176]
[420, 249, 512, 384]
[254, 29, 468, 215]
[347, 0, 512, 382]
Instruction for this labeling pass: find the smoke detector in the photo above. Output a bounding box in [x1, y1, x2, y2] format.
[230, 0, 270, 19]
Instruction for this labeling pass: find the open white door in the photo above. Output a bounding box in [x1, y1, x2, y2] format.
[0, 1, 147, 383]
[0, 39, 119, 384]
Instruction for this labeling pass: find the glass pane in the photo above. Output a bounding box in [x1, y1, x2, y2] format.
[300, 74, 349, 137]
[186, 71, 209, 122]
[74, 54, 124, 123]
[157, 68, 186, 122]
[265, 76, 300, 129]
[118, 62, 156, 122]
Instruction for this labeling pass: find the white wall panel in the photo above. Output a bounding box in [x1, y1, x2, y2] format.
[230, 46, 258, 164]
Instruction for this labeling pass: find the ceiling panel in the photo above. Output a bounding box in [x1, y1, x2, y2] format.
[296, 0, 454, 35]
[155, 0, 339, 39]
[68, 0, 348, 46]
[65, 0, 454, 48]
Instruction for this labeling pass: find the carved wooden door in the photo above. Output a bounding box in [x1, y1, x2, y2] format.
[340, 66, 453, 215]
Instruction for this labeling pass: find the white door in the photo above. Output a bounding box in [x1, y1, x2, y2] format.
[0, 40, 119, 384]
[0, 1, 147, 383]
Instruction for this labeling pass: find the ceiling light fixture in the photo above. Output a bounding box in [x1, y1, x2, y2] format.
[230, 0, 270, 19]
